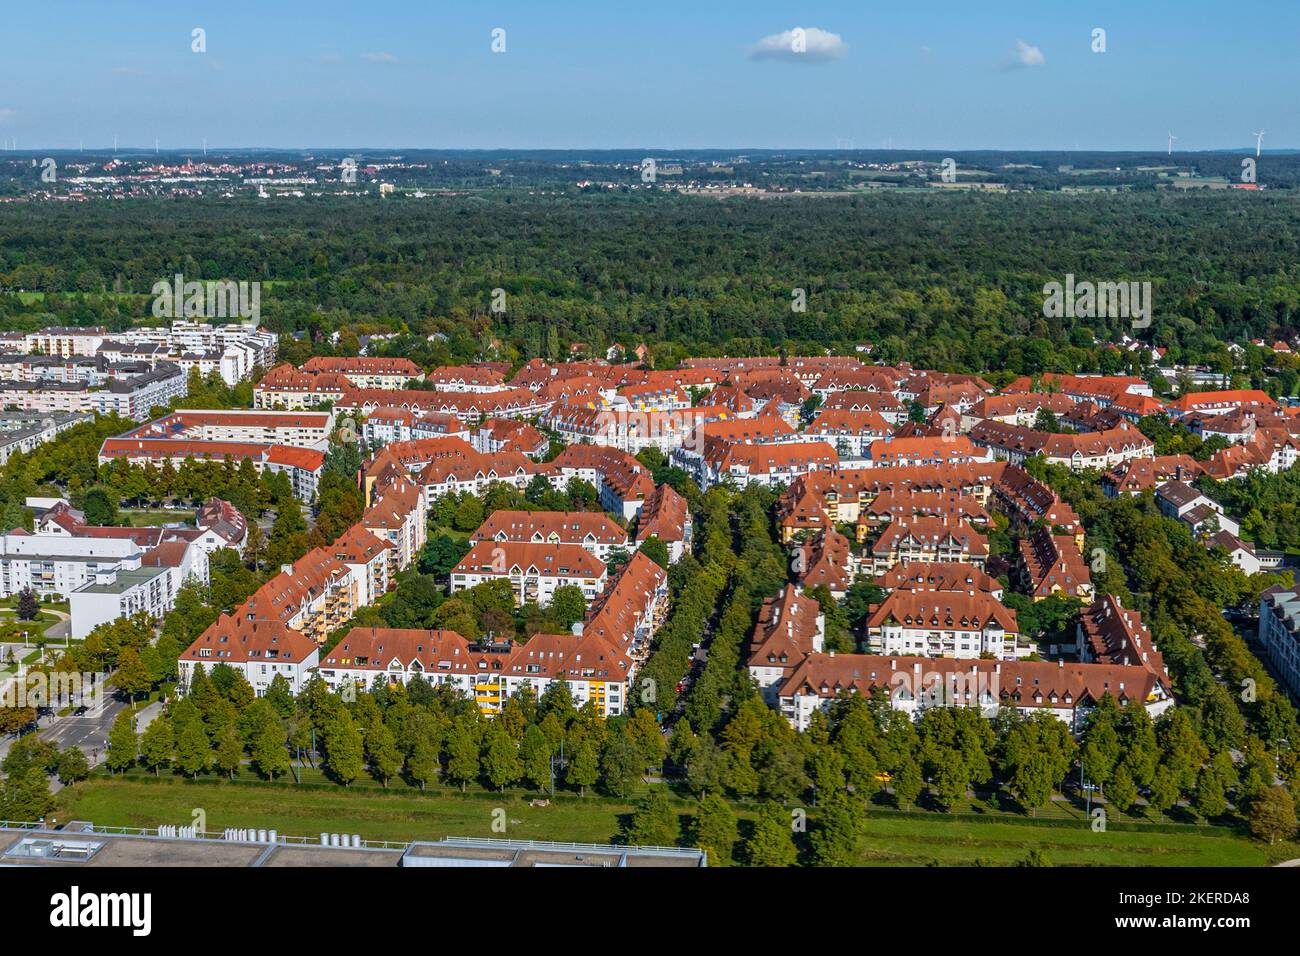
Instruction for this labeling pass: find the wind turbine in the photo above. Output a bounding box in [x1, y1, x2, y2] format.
[1167, 132, 1177, 156]
[1253, 130, 1265, 157]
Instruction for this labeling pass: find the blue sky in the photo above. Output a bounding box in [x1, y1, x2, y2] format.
[4, 0, 1297, 151]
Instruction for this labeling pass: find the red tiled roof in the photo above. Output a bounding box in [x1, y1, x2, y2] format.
[264, 445, 326, 471]
[471, 510, 628, 547]
[303, 356, 423, 376]
[453, 540, 607, 579]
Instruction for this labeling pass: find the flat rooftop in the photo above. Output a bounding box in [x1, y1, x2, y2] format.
[401, 837, 706, 868]
[73, 565, 169, 595]
[0, 824, 706, 868]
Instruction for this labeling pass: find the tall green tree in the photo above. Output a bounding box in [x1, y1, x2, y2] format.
[139, 714, 175, 776]
[745, 801, 798, 868]
[252, 722, 291, 780]
[445, 716, 482, 792]
[809, 793, 865, 867]
[106, 710, 138, 774]
[692, 793, 739, 866]
[482, 721, 522, 792]
[566, 738, 600, 797]
[323, 711, 365, 786]
[365, 721, 402, 788]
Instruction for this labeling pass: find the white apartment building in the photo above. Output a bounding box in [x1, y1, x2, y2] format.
[776, 655, 1174, 732]
[119, 408, 334, 448]
[0, 534, 143, 599]
[12, 323, 277, 386]
[361, 479, 427, 575]
[20, 327, 108, 358]
[178, 616, 321, 697]
[318, 627, 631, 718]
[0, 412, 93, 464]
[469, 510, 630, 561]
[111, 322, 277, 385]
[864, 590, 1025, 659]
[0, 363, 187, 421]
[361, 409, 469, 448]
[1259, 586, 1300, 699]
[68, 563, 174, 639]
[450, 541, 608, 607]
[302, 356, 424, 390]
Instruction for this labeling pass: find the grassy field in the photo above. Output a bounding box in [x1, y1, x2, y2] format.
[0, 610, 60, 631]
[0, 610, 67, 647]
[854, 814, 1267, 867]
[6, 291, 152, 303]
[0, 597, 69, 613]
[61, 777, 635, 846]
[58, 775, 1279, 866]
[118, 509, 193, 527]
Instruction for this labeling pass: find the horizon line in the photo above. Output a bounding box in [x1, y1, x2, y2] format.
[4, 145, 1296, 155]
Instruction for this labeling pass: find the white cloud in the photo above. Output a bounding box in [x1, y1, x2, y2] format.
[0, 108, 16, 125]
[361, 51, 398, 64]
[750, 27, 847, 63]
[1002, 39, 1045, 70]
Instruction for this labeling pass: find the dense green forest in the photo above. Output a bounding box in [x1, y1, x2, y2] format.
[3, 192, 1300, 379]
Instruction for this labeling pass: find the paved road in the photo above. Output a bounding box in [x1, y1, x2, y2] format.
[43, 610, 71, 642]
[42, 697, 162, 757]
[0, 693, 160, 771]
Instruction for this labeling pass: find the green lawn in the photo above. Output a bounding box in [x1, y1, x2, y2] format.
[0, 646, 43, 677]
[58, 775, 1278, 865]
[118, 509, 193, 527]
[853, 813, 1268, 867]
[6, 291, 150, 304]
[0, 610, 60, 627]
[0, 597, 68, 614]
[62, 777, 635, 846]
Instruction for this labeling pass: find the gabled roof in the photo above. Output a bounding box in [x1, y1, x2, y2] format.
[471, 510, 628, 547]
[748, 585, 823, 667]
[875, 561, 1001, 594]
[182, 613, 318, 665]
[453, 540, 607, 579]
[865, 590, 1018, 633]
[778, 653, 1167, 711]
